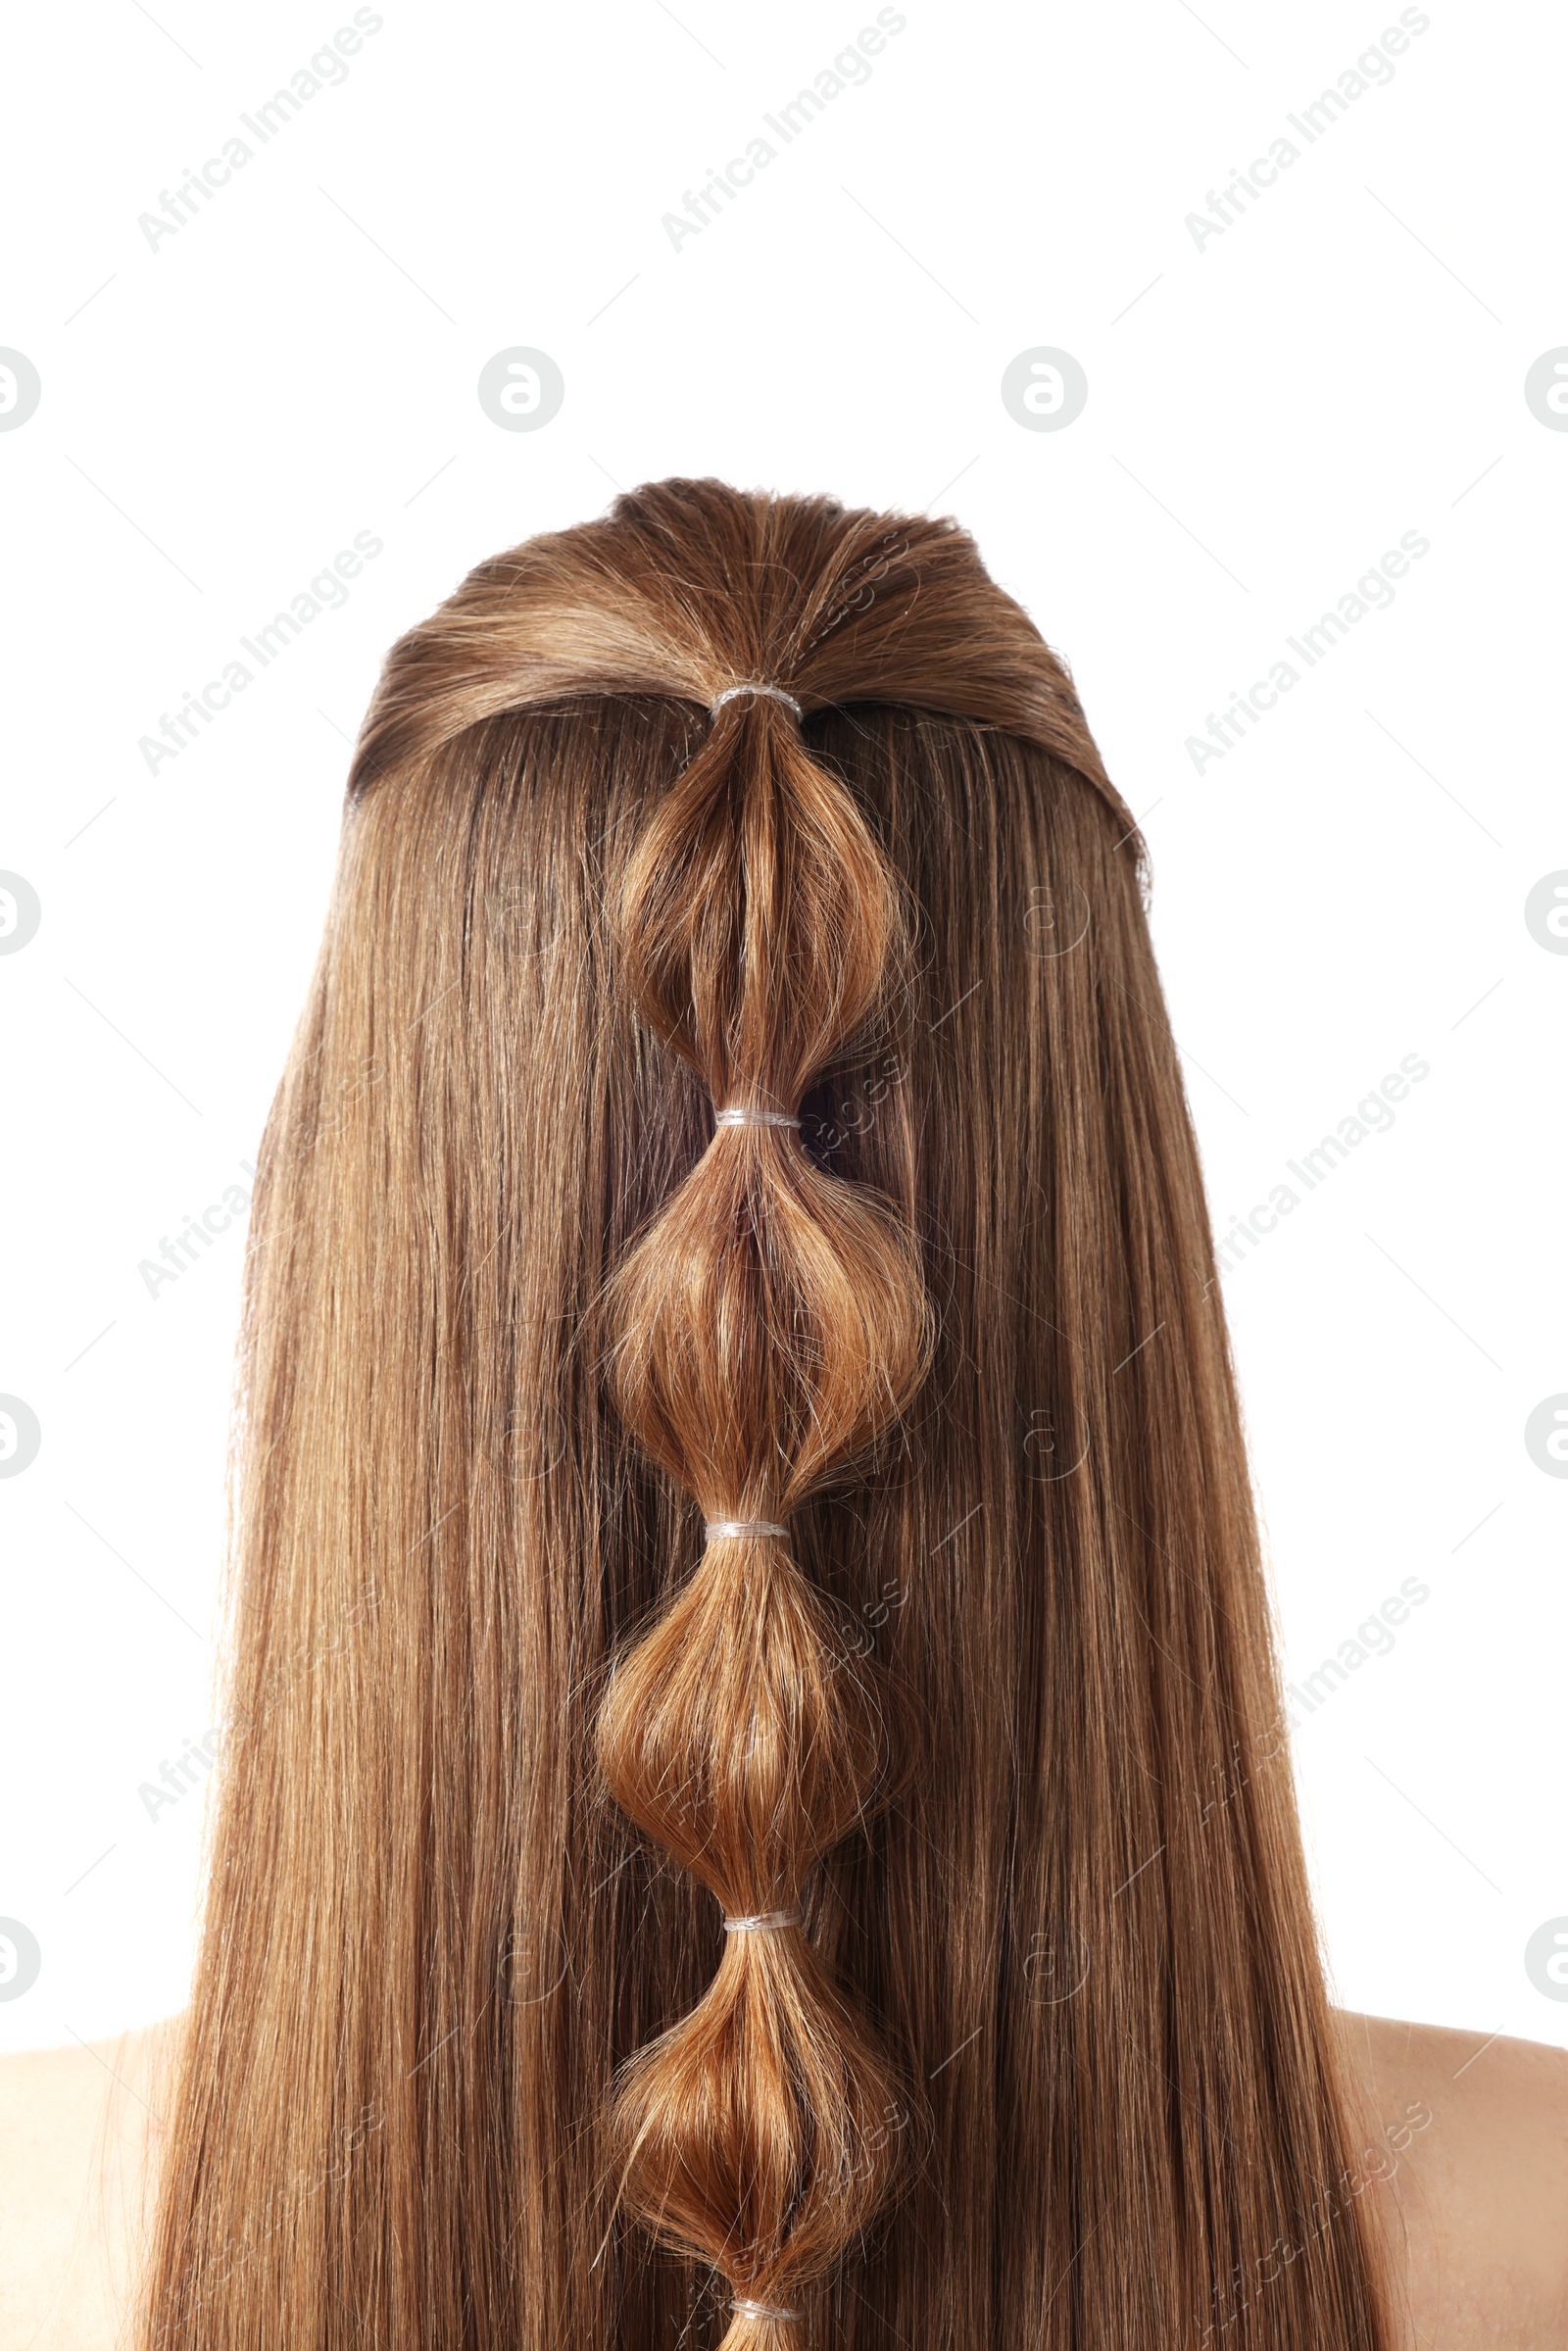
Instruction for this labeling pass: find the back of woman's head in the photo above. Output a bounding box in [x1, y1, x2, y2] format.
[137, 477, 1392, 2349]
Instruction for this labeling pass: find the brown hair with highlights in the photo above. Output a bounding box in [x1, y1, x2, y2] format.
[136, 477, 1394, 2349]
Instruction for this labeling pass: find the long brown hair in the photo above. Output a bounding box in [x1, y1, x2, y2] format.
[137, 478, 1393, 2348]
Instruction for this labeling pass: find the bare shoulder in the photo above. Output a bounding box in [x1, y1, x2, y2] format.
[1335, 2007, 1568, 2350]
[4, 2007, 1562, 2348]
[0, 2017, 176, 2351]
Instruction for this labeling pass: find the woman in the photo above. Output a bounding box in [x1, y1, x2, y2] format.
[4, 477, 1563, 2347]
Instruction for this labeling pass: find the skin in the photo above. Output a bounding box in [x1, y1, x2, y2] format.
[0, 2016, 173, 2351]
[1339, 2012, 1568, 2348]
[0, 2010, 1563, 2348]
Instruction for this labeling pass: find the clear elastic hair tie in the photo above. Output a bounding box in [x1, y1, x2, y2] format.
[722, 1909, 801, 1934]
[705, 1519, 789, 1541]
[713, 1105, 800, 1130]
[730, 2298, 805, 2323]
[710, 682, 803, 718]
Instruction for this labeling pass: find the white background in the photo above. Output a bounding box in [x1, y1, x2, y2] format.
[1, 0, 1563, 2057]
